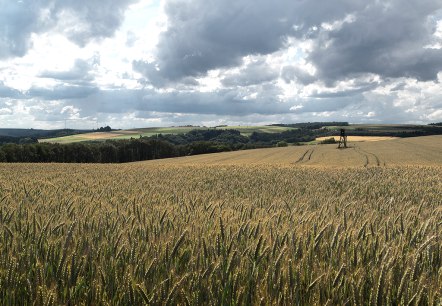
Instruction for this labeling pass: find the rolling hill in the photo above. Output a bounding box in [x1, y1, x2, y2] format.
[38, 126, 298, 144]
[143, 135, 442, 167]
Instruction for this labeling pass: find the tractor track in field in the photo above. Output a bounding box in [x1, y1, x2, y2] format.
[295, 148, 315, 164]
[355, 147, 383, 167]
[354, 148, 369, 167]
[308, 149, 315, 160]
[360, 149, 381, 166]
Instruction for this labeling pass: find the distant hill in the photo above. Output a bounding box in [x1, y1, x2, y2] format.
[37, 123, 442, 144]
[0, 129, 54, 137]
[38, 125, 298, 144]
[0, 128, 91, 138]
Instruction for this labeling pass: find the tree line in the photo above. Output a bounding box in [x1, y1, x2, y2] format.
[0, 131, 259, 163]
[0, 138, 235, 163]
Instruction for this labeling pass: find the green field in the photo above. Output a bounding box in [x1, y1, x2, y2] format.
[325, 124, 421, 132]
[38, 127, 209, 144]
[214, 125, 297, 136]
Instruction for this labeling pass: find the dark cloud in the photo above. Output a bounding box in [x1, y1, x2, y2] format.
[3, 82, 437, 128]
[139, 90, 290, 116]
[281, 66, 316, 85]
[310, 0, 442, 84]
[138, 0, 370, 82]
[0, 0, 136, 59]
[27, 85, 98, 100]
[72, 87, 433, 125]
[0, 2, 41, 58]
[51, 0, 138, 47]
[132, 60, 173, 88]
[221, 59, 278, 87]
[290, 95, 363, 113]
[149, 0, 292, 81]
[0, 82, 25, 99]
[390, 82, 407, 91]
[137, 0, 442, 87]
[138, 0, 366, 84]
[309, 83, 379, 98]
[40, 56, 99, 82]
[35, 56, 101, 102]
[72, 87, 291, 117]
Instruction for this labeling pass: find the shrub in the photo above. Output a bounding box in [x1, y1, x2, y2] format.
[319, 137, 336, 144]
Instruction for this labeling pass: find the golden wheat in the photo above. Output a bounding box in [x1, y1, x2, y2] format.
[0, 162, 440, 305]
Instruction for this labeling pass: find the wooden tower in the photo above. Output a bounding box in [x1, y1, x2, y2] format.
[338, 129, 347, 148]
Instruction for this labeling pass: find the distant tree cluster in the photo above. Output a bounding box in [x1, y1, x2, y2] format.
[37, 129, 94, 140]
[96, 126, 112, 132]
[155, 129, 249, 146]
[249, 129, 321, 144]
[0, 136, 37, 145]
[319, 137, 337, 144]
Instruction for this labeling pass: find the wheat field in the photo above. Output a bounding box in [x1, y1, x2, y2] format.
[0, 136, 441, 305]
[146, 135, 442, 167]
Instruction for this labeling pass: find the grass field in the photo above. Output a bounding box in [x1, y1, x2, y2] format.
[39, 125, 296, 144]
[38, 127, 211, 144]
[0, 136, 441, 304]
[214, 125, 297, 136]
[325, 124, 419, 131]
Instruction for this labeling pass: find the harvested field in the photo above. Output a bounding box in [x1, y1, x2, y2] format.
[73, 132, 126, 139]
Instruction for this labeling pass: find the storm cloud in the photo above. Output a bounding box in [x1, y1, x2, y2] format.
[0, 81, 24, 99]
[39, 55, 100, 83]
[310, 0, 442, 84]
[221, 59, 279, 87]
[136, 0, 367, 83]
[137, 0, 442, 86]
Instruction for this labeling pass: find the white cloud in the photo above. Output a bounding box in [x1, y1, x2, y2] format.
[0, 0, 442, 129]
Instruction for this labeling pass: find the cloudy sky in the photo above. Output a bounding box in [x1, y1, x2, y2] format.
[1, 0, 442, 129]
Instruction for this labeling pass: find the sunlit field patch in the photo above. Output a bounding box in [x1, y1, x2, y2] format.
[315, 136, 398, 142]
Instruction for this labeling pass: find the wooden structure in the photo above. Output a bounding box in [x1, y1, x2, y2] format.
[338, 129, 347, 148]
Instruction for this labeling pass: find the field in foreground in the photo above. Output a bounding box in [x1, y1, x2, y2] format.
[0, 160, 440, 304]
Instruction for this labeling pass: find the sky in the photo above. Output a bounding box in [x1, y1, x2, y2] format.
[1, 0, 442, 129]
